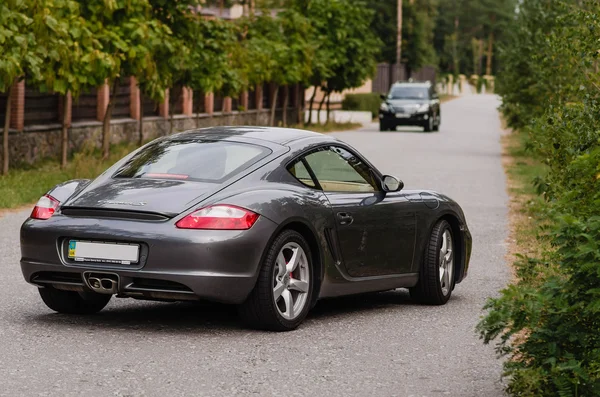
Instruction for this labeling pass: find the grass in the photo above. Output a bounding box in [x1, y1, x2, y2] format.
[501, 122, 553, 280]
[0, 143, 137, 210]
[440, 94, 458, 103]
[290, 122, 362, 133]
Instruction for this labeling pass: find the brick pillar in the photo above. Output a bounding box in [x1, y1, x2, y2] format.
[10, 80, 25, 131]
[223, 97, 232, 113]
[130, 77, 140, 120]
[204, 92, 214, 115]
[182, 87, 193, 116]
[58, 91, 72, 127]
[97, 82, 110, 121]
[159, 89, 169, 118]
[255, 85, 263, 111]
[240, 91, 249, 111]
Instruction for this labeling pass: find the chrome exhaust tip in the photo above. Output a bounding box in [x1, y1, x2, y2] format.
[83, 272, 119, 294]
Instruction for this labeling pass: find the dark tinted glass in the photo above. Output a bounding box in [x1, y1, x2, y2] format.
[389, 86, 430, 100]
[114, 139, 270, 183]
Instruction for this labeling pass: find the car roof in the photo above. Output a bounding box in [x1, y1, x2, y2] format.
[167, 126, 335, 147]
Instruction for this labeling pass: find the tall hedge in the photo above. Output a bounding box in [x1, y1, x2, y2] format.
[341, 93, 380, 118]
[478, 1, 600, 395]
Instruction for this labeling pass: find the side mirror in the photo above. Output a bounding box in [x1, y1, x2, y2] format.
[380, 94, 387, 101]
[382, 175, 403, 192]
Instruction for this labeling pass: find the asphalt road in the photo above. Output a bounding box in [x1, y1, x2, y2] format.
[0, 95, 509, 397]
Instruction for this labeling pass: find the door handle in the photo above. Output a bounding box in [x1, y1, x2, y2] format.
[337, 212, 354, 225]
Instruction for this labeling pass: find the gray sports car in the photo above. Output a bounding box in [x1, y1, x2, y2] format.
[20, 126, 472, 331]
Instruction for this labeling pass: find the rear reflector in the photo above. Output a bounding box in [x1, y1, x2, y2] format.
[176, 205, 259, 230]
[31, 195, 60, 220]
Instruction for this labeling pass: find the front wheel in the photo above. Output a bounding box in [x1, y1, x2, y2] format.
[379, 120, 392, 131]
[433, 113, 440, 131]
[423, 114, 434, 132]
[238, 230, 314, 331]
[410, 220, 455, 305]
[39, 286, 111, 314]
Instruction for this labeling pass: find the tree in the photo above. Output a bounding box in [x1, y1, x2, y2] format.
[147, 0, 241, 136]
[478, 2, 600, 394]
[479, 0, 518, 76]
[77, 0, 171, 159]
[401, 0, 438, 77]
[259, 10, 313, 126]
[241, 14, 280, 124]
[364, 0, 397, 64]
[190, 19, 242, 127]
[0, 0, 43, 175]
[433, 0, 517, 76]
[322, 1, 381, 122]
[32, 0, 112, 168]
[293, 0, 359, 125]
[365, 0, 437, 78]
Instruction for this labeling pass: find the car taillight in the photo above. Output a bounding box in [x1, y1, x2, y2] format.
[176, 205, 259, 230]
[31, 194, 60, 220]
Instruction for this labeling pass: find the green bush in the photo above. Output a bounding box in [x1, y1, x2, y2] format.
[478, 1, 600, 395]
[341, 93, 381, 118]
[476, 76, 485, 93]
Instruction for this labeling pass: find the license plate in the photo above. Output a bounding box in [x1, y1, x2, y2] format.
[396, 113, 410, 118]
[68, 240, 139, 265]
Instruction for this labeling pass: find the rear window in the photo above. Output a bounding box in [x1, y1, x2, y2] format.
[114, 139, 271, 183]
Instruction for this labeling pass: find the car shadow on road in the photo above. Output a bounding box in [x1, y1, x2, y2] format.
[28, 289, 457, 333]
[309, 289, 414, 319]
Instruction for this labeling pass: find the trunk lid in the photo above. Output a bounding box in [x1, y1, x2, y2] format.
[63, 178, 217, 218]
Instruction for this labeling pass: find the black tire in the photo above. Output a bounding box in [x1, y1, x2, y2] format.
[238, 230, 314, 331]
[410, 220, 455, 305]
[433, 113, 440, 131]
[379, 120, 390, 131]
[38, 286, 111, 314]
[423, 114, 434, 132]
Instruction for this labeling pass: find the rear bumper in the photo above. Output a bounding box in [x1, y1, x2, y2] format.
[20, 214, 278, 304]
[21, 261, 257, 303]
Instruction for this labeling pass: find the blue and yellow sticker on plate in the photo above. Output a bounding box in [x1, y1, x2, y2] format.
[68, 241, 76, 258]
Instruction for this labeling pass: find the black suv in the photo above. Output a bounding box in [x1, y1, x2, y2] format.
[378, 81, 441, 132]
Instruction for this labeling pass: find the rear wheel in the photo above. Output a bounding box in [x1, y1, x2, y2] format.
[410, 220, 455, 305]
[238, 230, 314, 331]
[38, 286, 111, 314]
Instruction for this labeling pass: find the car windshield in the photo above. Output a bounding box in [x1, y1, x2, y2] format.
[389, 86, 429, 100]
[113, 139, 271, 183]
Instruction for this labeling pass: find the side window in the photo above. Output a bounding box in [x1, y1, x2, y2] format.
[303, 147, 378, 193]
[288, 160, 316, 188]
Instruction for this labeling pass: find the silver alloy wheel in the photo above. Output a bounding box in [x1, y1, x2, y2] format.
[439, 229, 454, 296]
[273, 242, 310, 320]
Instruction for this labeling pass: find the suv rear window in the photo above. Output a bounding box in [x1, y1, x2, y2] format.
[114, 139, 271, 183]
